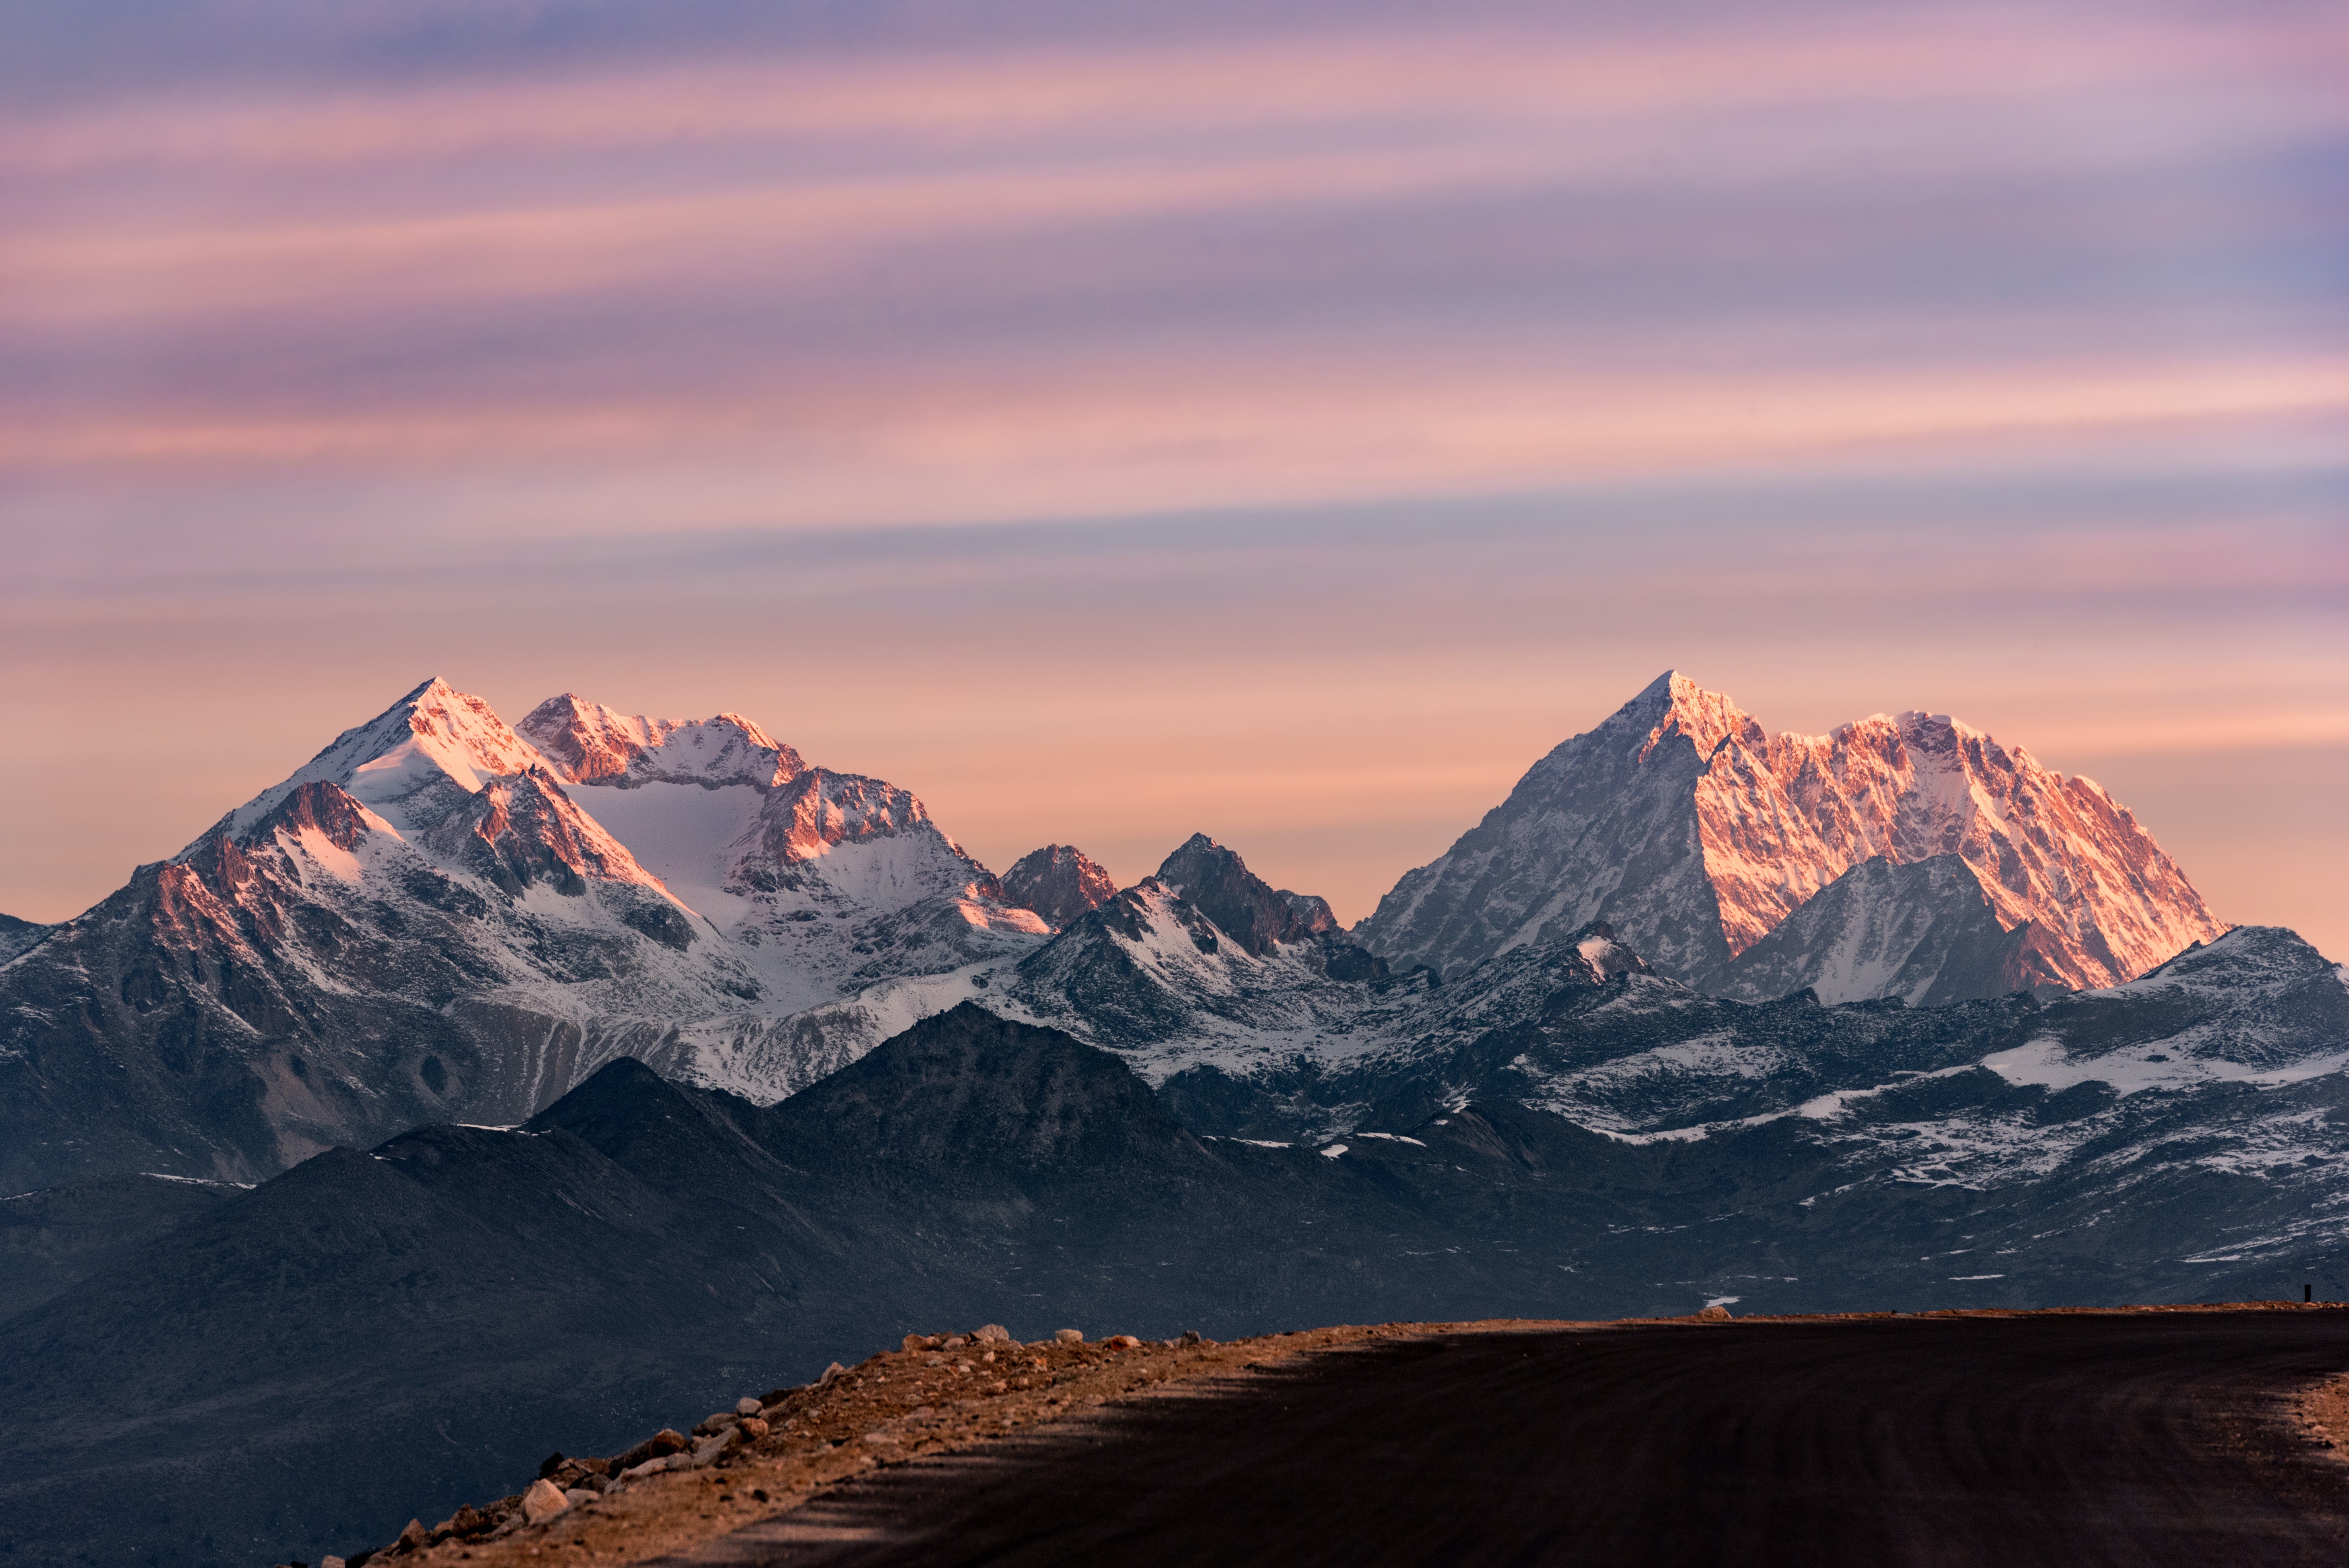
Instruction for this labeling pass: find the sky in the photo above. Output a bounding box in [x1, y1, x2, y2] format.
[2, 0, 2343, 956]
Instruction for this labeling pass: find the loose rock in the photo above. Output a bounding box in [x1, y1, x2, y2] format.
[975, 1324, 1012, 1343]
[735, 1396, 764, 1416]
[1697, 1305, 1732, 1322]
[520, 1478, 570, 1525]
[1055, 1328, 1084, 1343]
[614, 1429, 689, 1471]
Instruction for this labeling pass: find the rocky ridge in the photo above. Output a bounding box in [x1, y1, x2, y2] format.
[999, 845, 1118, 929]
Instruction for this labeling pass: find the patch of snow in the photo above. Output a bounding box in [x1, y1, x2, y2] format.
[568, 781, 764, 927]
[289, 824, 365, 884]
[1983, 1036, 2349, 1096]
[1319, 1143, 1348, 1158]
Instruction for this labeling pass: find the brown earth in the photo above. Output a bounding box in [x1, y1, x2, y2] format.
[2301, 1369, 2349, 1458]
[343, 1300, 2347, 1568]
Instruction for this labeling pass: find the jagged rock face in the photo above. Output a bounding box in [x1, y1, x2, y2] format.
[999, 845, 1118, 929]
[519, 695, 805, 789]
[1154, 833, 1338, 958]
[1358, 671, 2223, 992]
[1712, 854, 2066, 1007]
[758, 836, 1392, 1090]
[1010, 878, 1283, 1046]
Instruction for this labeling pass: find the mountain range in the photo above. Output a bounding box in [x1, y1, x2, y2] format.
[0, 669, 2232, 1194]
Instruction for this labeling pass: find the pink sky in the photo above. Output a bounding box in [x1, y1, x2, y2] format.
[1, 0, 2343, 958]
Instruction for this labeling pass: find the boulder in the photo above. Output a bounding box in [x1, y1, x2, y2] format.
[613, 1429, 689, 1471]
[975, 1324, 1013, 1344]
[736, 1396, 764, 1416]
[520, 1479, 570, 1525]
[1055, 1328, 1084, 1343]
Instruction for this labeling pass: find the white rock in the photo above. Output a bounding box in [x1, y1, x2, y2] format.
[521, 1477, 570, 1525]
[736, 1396, 764, 1416]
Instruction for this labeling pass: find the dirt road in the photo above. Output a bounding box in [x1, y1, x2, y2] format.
[654, 1311, 2349, 1567]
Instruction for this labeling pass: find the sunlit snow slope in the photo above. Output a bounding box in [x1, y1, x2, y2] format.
[1356, 671, 2223, 995]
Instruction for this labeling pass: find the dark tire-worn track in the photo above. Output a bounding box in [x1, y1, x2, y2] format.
[669, 1312, 2349, 1567]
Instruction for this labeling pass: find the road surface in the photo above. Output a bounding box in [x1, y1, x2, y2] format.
[663, 1311, 2349, 1567]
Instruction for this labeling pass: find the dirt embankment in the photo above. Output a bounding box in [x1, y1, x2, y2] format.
[307, 1300, 2348, 1568]
[315, 1319, 1527, 1568]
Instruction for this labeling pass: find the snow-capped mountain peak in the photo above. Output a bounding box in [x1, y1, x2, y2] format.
[1630, 669, 1760, 764]
[212, 676, 552, 842]
[517, 695, 806, 790]
[1360, 671, 2223, 995]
